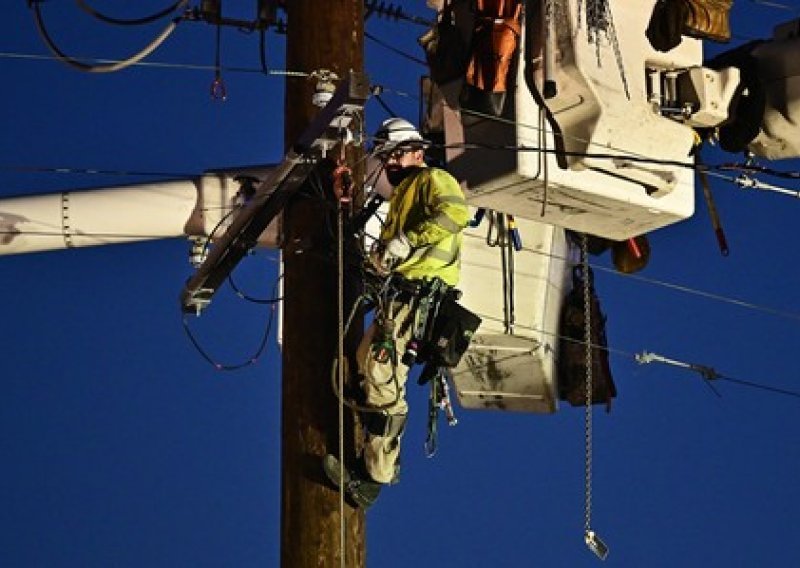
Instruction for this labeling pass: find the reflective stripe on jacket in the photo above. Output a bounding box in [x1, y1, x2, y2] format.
[380, 166, 469, 286]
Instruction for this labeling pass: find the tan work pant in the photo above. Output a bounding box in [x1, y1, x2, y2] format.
[357, 301, 414, 484]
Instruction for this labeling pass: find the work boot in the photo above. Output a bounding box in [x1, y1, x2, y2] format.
[682, 0, 733, 42]
[322, 454, 382, 509]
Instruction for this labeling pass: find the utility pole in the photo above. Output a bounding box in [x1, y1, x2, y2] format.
[281, 2, 366, 567]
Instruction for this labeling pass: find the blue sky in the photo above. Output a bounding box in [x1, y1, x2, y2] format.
[2, 2, 800, 567]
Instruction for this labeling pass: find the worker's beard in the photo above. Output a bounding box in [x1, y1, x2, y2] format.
[385, 165, 422, 187]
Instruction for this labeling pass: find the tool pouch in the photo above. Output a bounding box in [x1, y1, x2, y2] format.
[557, 266, 617, 411]
[426, 291, 482, 368]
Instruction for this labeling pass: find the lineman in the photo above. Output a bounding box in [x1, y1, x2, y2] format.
[325, 117, 469, 507]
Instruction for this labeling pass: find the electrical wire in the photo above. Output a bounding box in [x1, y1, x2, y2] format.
[364, 0, 434, 27]
[748, 0, 800, 12]
[719, 162, 800, 181]
[371, 90, 400, 118]
[464, 321, 800, 401]
[259, 29, 270, 74]
[181, 294, 277, 371]
[182, 257, 282, 371]
[9, 221, 790, 336]
[0, 50, 311, 76]
[76, 0, 188, 26]
[0, 230, 193, 241]
[0, 164, 199, 178]
[360, 88, 800, 196]
[29, 1, 184, 73]
[365, 31, 427, 66]
[452, 105, 796, 185]
[228, 271, 282, 304]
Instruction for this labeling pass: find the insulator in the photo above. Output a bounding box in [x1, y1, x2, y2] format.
[189, 237, 209, 268]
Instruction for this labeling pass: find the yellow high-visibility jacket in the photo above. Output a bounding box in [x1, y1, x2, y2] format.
[380, 166, 469, 286]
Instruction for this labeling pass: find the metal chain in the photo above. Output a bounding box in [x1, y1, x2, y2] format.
[581, 233, 593, 535]
[577, 0, 630, 99]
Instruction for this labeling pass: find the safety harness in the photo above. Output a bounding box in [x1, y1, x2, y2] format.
[364, 271, 481, 458]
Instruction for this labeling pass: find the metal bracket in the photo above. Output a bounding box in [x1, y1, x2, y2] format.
[180, 70, 369, 314]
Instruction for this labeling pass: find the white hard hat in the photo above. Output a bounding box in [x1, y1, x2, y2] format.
[372, 117, 430, 156]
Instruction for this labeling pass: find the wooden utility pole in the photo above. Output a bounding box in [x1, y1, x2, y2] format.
[281, 2, 365, 567]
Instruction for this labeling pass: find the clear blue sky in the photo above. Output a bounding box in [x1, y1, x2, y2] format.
[2, 2, 800, 567]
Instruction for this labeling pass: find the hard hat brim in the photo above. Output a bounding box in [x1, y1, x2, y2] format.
[371, 138, 431, 158]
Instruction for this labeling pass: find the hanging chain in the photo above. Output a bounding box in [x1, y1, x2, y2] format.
[581, 232, 593, 535]
[576, 0, 630, 99]
[581, 233, 609, 560]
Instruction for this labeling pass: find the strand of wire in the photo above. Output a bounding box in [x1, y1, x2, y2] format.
[353, 97, 800, 188]
[29, 1, 185, 73]
[364, 0, 434, 27]
[749, 0, 800, 12]
[451, 105, 800, 183]
[438, 137, 800, 188]
[3, 194, 800, 326]
[365, 31, 428, 66]
[76, 0, 187, 26]
[181, 303, 275, 370]
[0, 51, 311, 76]
[471, 316, 800, 400]
[6, 149, 793, 196]
[6, 221, 799, 330]
[0, 164, 199, 178]
[228, 272, 282, 304]
[181, 295, 276, 371]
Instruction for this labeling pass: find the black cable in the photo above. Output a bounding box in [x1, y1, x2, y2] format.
[718, 162, 800, 180]
[0, 229, 190, 240]
[442, 141, 705, 172]
[718, 374, 800, 399]
[371, 90, 400, 118]
[364, 0, 434, 27]
[0, 164, 198, 178]
[439, 140, 800, 187]
[182, 269, 282, 371]
[365, 31, 427, 66]
[29, 0, 184, 73]
[76, 0, 187, 26]
[259, 29, 270, 74]
[748, 0, 800, 12]
[0, 50, 310, 76]
[181, 299, 276, 371]
[228, 271, 282, 304]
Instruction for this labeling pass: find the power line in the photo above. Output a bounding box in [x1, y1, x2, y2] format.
[365, 31, 427, 66]
[29, 0, 187, 73]
[364, 0, 434, 27]
[749, 0, 800, 12]
[0, 230, 195, 241]
[2, 162, 799, 325]
[0, 164, 199, 178]
[635, 351, 800, 400]
[0, 50, 310, 76]
[505, 322, 800, 401]
[76, 0, 187, 26]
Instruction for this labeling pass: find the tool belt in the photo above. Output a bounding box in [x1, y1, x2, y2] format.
[386, 275, 481, 370]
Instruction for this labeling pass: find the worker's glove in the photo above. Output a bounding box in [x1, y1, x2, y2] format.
[385, 233, 411, 262]
[370, 232, 412, 275]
